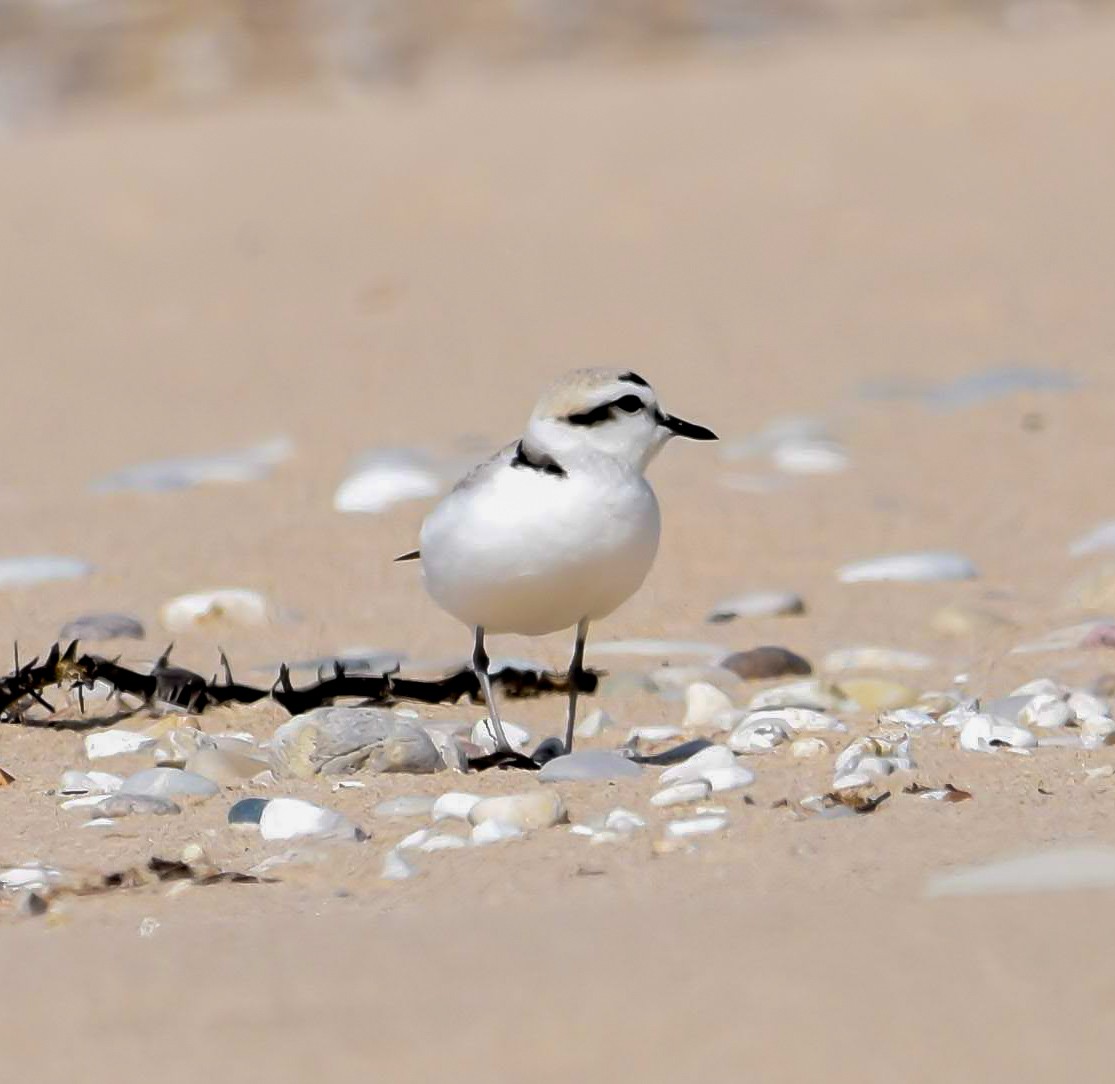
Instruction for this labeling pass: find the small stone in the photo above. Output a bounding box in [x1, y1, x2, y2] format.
[665, 815, 729, 838]
[17, 890, 49, 918]
[91, 437, 292, 493]
[0, 556, 92, 589]
[1068, 691, 1110, 722]
[958, 714, 1037, 753]
[1081, 715, 1115, 749]
[186, 748, 269, 785]
[334, 452, 441, 514]
[418, 834, 468, 852]
[96, 794, 181, 817]
[728, 717, 789, 753]
[575, 709, 614, 739]
[58, 613, 145, 642]
[626, 725, 683, 743]
[259, 798, 363, 842]
[381, 849, 417, 881]
[747, 680, 847, 712]
[0, 865, 62, 891]
[604, 808, 646, 833]
[1018, 694, 1072, 729]
[471, 820, 526, 845]
[740, 707, 845, 734]
[537, 751, 642, 782]
[270, 706, 442, 778]
[659, 745, 753, 791]
[720, 646, 812, 680]
[118, 768, 220, 800]
[839, 678, 918, 713]
[790, 737, 830, 758]
[651, 781, 712, 807]
[838, 552, 978, 584]
[84, 730, 157, 760]
[159, 588, 272, 632]
[374, 796, 436, 818]
[1011, 678, 1067, 698]
[470, 718, 531, 753]
[468, 791, 566, 831]
[226, 794, 269, 829]
[707, 590, 805, 623]
[878, 708, 938, 731]
[681, 682, 734, 730]
[431, 792, 482, 822]
[59, 770, 123, 795]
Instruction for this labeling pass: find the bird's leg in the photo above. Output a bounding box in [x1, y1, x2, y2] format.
[563, 618, 590, 755]
[472, 627, 513, 752]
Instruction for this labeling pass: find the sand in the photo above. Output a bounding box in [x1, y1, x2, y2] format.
[2, 16, 1115, 1080]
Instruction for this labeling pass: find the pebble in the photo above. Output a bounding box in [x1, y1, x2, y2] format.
[682, 682, 734, 729]
[1080, 715, 1115, 749]
[333, 451, 441, 514]
[878, 708, 937, 730]
[90, 437, 292, 493]
[186, 748, 269, 785]
[58, 613, 145, 642]
[720, 646, 812, 680]
[651, 781, 712, 807]
[95, 794, 181, 817]
[418, 834, 468, 853]
[627, 725, 683, 742]
[470, 718, 531, 754]
[707, 590, 805, 623]
[159, 588, 272, 632]
[822, 647, 934, 672]
[259, 798, 364, 842]
[742, 707, 845, 734]
[665, 815, 729, 838]
[537, 751, 642, 782]
[1068, 691, 1110, 722]
[575, 709, 614, 739]
[0, 555, 93, 589]
[468, 792, 566, 831]
[0, 865, 63, 891]
[375, 796, 436, 818]
[471, 820, 526, 845]
[926, 845, 1115, 897]
[790, 736, 830, 758]
[1018, 694, 1072, 729]
[747, 680, 847, 712]
[228, 797, 270, 828]
[85, 730, 158, 760]
[958, 714, 1037, 753]
[381, 849, 417, 881]
[1069, 520, 1115, 558]
[271, 706, 442, 778]
[839, 678, 918, 713]
[834, 734, 914, 781]
[119, 768, 220, 800]
[658, 745, 754, 792]
[728, 717, 789, 753]
[59, 770, 123, 795]
[1011, 677, 1067, 698]
[837, 552, 978, 584]
[432, 792, 482, 822]
[604, 808, 646, 833]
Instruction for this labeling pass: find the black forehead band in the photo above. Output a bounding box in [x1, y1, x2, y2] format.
[619, 371, 650, 388]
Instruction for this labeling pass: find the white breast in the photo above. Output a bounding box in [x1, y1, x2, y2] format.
[419, 453, 660, 635]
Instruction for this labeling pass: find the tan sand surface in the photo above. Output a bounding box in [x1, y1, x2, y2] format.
[2, 17, 1115, 1080]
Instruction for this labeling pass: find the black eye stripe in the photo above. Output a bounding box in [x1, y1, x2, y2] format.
[565, 394, 647, 426]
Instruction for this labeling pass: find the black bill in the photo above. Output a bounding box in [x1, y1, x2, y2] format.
[658, 412, 718, 441]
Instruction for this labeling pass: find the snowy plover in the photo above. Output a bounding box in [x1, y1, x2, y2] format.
[398, 368, 716, 756]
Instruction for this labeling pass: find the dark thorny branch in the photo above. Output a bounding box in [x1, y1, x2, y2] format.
[0, 640, 599, 726]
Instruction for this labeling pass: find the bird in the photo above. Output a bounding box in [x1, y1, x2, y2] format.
[397, 368, 717, 759]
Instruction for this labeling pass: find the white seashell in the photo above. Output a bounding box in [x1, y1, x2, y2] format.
[84, 730, 158, 760]
[82, 817, 117, 829]
[772, 439, 848, 475]
[0, 556, 92, 589]
[468, 792, 565, 831]
[838, 551, 978, 584]
[432, 792, 482, 822]
[1010, 678, 1067, 698]
[333, 454, 441, 514]
[604, 808, 646, 833]
[707, 590, 804, 622]
[119, 767, 219, 799]
[627, 725, 683, 742]
[258, 798, 362, 842]
[1081, 715, 1115, 749]
[471, 820, 526, 845]
[747, 681, 848, 712]
[569, 825, 596, 837]
[418, 834, 468, 853]
[159, 588, 271, 632]
[0, 864, 63, 891]
[958, 714, 1037, 753]
[728, 718, 789, 753]
[60, 795, 113, 810]
[396, 829, 432, 850]
[470, 718, 530, 753]
[878, 708, 937, 730]
[666, 815, 729, 838]
[575, 708, 614, 739]
[702, 764, 757, 792]
[682, 682, 735, 730]
[832, 770, 876, 790]
[651, 781, 712, 807]
[1018, 694, 1072, 729]
[822, 647, 934, 672]
[790, 736, 830, 758]
[834, 733, 913, 778]
[1068, 691, 1110, 723]
[746, 707, 845, 733]
[59, 770, 123, 795]
[381, 849, 416, 881]
[1069, 519, 1115, 557]
[659, 745, 752, 789]
[91, 437, 292, 493]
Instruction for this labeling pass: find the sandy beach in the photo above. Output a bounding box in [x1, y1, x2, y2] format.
[3, 14, 1115, 1079]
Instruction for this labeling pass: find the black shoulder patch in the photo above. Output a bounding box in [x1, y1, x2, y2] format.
[511, 441, 567, 477]
[619, 371, 650, 388]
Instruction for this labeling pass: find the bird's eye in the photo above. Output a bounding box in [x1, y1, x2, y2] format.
[614, 394, 645, 413]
